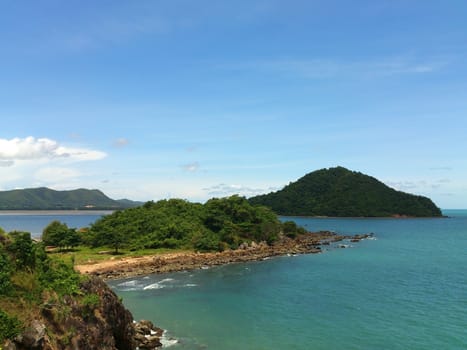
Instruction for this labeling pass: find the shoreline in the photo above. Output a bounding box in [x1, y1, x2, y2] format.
[75, 231, 372, 281]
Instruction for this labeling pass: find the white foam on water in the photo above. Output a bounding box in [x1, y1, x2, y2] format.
[159, 278, 175, 283]
[160, 330, 178, 347]
[143, 282, 164, 290]
[118, 279, 139, 287]
[117, 279, 143, 291]
[142, 277, 177, 290]
[184, 283, 198, 287]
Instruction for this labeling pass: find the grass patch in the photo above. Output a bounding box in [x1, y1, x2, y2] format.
[50, 246, 192, 265]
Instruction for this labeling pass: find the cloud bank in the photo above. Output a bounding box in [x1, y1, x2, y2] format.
[204, 183, 278, 198]
[0, 137, 107, 164]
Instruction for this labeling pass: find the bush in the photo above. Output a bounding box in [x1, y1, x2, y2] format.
[282, 221, 307, 238]
[6, 231, 35, 270]
[0, 250, 12, 295]
[192, 231, 220, 252]
[0, 309, 22, 343]
[81, 293, 100, 319]
[39, 259, 81, 296]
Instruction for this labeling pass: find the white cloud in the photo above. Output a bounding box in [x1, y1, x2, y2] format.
[221, 55, 448, 80]
[203, 183, 278, 198]
[0, 160, 14, 167]
[182, 162, 200, 172]
[34, 167, 81, 183]
[113, 137, 130, 148]
[385, 178, 452, 193]
[0, 137, 106, 164]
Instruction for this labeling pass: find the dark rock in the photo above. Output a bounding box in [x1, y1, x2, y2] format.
[3, 340, 17, 350]
[14, 320, 45, 349]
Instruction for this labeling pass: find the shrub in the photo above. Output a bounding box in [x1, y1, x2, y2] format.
[0, 250, 12, 295]
[0, 309, 22, 343]
[39, 259, 81, 296]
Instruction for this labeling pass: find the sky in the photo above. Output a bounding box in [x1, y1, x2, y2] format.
[0, 0, 466, 208]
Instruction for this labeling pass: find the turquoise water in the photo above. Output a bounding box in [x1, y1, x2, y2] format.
[1, 210, 466, 349]
[109, 210, 467, 349]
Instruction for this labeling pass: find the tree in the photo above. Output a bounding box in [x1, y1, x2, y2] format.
[42, 221, 79, 251]
[63, 228, 81, 250]
[6, 231, 35, 270]
[0, 247, 12, 295]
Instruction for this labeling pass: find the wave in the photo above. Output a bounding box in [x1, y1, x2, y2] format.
[118, 279, 139, 287]
[142, 277, 179, 290]
[143, 282, 165, 290]
[159, 278, 175, 283]
[160, 330, 178, 347]
[116, 279, 144, 291]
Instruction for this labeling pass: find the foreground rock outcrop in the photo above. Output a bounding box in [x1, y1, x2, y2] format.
[3, 277, 163, 350]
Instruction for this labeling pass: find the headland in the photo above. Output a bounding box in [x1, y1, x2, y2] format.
[75, 231, 372, 281]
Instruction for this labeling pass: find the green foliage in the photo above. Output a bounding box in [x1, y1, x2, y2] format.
[82, 293, 100, 309]
[249, 166, 443, 217]
[88, 196, 289, 252]
[0, 232, 81, 298]
[0, 248, 12, 295]
[282, 221, 306, 238]
[81, 293, 100, 320]
[0, 231, 84, 343]
[0, 309, 22, 343]
[0, 187, 142, 210]
[6, 231, 35, 270]
[42, 221, 81, 250]
[38, 258, 81, 296]
[192, 230, 220, 252]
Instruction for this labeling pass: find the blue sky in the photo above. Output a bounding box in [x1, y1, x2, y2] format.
[1, 0, 466, 208]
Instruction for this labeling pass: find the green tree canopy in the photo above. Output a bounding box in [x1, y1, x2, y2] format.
[87, 196, 301, 252]
[42, 221, 81, 251]
[249, 167, 442, 217]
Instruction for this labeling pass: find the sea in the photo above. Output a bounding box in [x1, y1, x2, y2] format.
[0, 210, 111, 238]
[1, 210, 466, 349]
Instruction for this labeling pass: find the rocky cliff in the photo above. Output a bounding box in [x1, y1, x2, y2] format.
[2, 277, 162, 350]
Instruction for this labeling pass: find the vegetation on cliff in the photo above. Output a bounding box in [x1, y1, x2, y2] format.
[0, 187, 142, 210]
[86, 195, 305, 253]
[0, 228, 135, 349]
[249, 167, 442, 217]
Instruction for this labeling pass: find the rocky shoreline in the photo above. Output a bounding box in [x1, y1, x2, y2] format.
[76, 231, 373, 281]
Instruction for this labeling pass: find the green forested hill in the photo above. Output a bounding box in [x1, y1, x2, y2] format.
[249, 167, 442, 217]
[0, 187, 141, 210]
[86, 196, 305, 252]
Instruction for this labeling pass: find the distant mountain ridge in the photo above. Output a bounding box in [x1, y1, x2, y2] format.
[249, 167, 442, 217]
[0, 187, 143, 210]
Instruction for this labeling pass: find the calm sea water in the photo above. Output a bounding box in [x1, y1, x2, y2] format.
[108, 210, 467, 350]
[2, 210, 466, 349]
[0, 211, 110, 238]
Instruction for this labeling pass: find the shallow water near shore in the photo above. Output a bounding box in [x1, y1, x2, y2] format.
[108, 210, 467, 349]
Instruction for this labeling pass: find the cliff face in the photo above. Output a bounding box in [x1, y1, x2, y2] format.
[4, 277, 136, 350]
